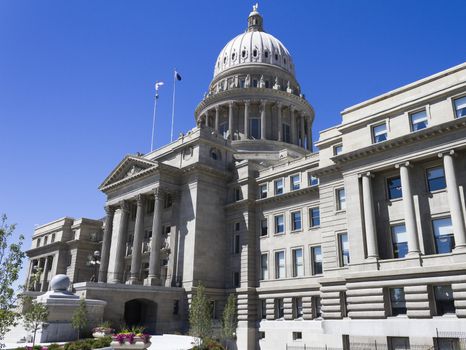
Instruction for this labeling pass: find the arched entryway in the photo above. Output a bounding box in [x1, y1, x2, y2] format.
[124, 299, 157, 333]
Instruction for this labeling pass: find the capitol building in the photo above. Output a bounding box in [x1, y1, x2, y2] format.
[24, 6, 466, 350]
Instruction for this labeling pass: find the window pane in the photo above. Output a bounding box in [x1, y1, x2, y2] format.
[310, 208, 320, 227]
[291, 175, 300, 190]
[275, 251, 285, 278]
[373, 123, 387, 143]
[434, 285, 455, 315]
[339, 233, 350, 266]
[390, 288, 407, 315]
[309, 174, 319, 186]
[283, 124, 291, 143]
[433, 217, 455, 254]
[259, 184, 267, 199]
[387, 177, 402, 199]
[260, 254, 268, 280]
[427, 167, 446, 191]
[275, 179, 283, 195]
[334, 145, 343, 155]
[410, 110, 428, 131]
[312, 246, 322, 275]
[250, 119, 261, 139]
[292, 211, 301, 230]
[454, 96, 466, 118]
[261, 219, 268, 236]
[337, 189, 346, 210]
[391, 224, 408, 258]
[275, 215, 284, 234]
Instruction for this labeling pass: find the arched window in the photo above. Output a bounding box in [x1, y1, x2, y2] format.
[275, 53, 279, 61]
[224, 56, 227, 64]
[242, 50, 246, 58]
[253, 49, 258, 57]
[264, 51, 269, 58]
[232, 52, 236, 60]
[284, 58, 287, 65]
[210, 148, 222, 160]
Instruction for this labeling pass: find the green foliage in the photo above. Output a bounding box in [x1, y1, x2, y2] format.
[91, 336, 112, 348]
[21, 296, 49, 347]
[47, 344, 63, 350]
[0, 214, 25, 345]
[71, 298, 88, 340]
[63, 337, 111, 350]
[120, 325, 145, 334]
[192, 338, 225, 350]
[189, 283, 213, 345]
[221, 293, 237, 346]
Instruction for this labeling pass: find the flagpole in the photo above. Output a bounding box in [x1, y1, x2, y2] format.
[150, 84, 159, 152]
[170, 69, 176, 142]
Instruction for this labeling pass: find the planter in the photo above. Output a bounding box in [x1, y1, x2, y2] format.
[111, 335, 151, 350]
[92, 331, 112, 338]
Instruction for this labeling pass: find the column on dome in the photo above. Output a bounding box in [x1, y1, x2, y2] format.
[439, 150, 466, 251]
[244, 101, 250, 139]
[307, 116, 313, 151]
[277, 103, 283, 142]
[215, 105, 219, 132]
[260, 100, 266, 140]
[300, 112, 305, 148]
[204, 112, 209, 128]
[113, 201, 130, 283]
[290, 107, 297, 145]
[360, 172, 379, 260]
[146, 187, 164, 286]
[228, 102, 234, 140]
[98, 205, 115, 283]
[396, 162, 421, 256]
[128, 194, 145, 284]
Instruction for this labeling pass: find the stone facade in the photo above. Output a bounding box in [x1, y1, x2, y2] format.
[25, 6, 466, 350]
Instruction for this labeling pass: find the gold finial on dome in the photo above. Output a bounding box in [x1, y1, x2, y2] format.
[248, 3, 263, 32]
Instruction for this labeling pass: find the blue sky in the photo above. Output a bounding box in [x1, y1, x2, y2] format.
[1, 0, 465, 283]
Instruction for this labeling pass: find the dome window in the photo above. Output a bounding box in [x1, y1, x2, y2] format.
[265, 81, 270, 88]
[224, 56, 227, 64]
[253, 49, 258, 57]
[242, 50, 246, 58]
[264, 51, 269, 58]
[284, 58, 287, 65]
[275, 53, 278, 61]
[253, 79, 258, 88]
[232, 52, 236, 60]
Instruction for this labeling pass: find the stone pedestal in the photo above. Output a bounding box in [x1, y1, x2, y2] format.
[35, 274, 107, 343]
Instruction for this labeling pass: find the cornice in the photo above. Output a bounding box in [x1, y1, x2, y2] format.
[224, 198, 255, 211]
[256, 185, 318, 206]
[26, 241, 67, 257]
[181, 163, 232, 182]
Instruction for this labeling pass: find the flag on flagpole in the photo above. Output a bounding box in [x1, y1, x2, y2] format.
[155, 81, 164, 99]
[175, 70, 182, 81]
[171, 69, 182, 142]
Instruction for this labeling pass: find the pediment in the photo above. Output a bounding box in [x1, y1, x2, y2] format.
[99, 155, 158, 191]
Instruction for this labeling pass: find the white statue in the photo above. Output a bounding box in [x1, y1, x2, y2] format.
[245, 74, 251, 88]
[273, 76, 280, 90]
[286, 81, 293, 94]
[253, 3, 259, 12]
[259, 75, 265, 88]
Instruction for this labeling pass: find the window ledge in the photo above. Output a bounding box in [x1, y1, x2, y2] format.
[290, 229, 303, 234]
[427, 188, 447, 195]
[260, 234, 269, 239]
[309, 226, 320, 230]
[273, 233, 286, 237]
[335, 209, 346, 214]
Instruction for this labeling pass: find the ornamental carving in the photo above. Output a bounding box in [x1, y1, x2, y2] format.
[125, 165, 143, 178]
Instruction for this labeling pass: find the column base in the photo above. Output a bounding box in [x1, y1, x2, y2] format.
[144, 276, 161, 286]
[126, 278, 142, 285]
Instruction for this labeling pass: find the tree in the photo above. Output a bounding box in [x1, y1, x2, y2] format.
[189, 283, 212, 347]
[72, 298, 88, 340]
[22, 297, 49, 347]
[0, 214, 25, 347]
[221, 294, 237, 349]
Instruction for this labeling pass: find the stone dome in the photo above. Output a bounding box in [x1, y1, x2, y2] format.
[213, 6, 295, 78]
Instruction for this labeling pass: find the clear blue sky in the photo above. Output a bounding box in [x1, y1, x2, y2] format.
[1, 0, 465, 283]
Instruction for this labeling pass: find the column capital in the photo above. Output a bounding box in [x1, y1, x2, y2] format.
[119, 200, 130, 213]
[358, 172, 375, 179]
[136, 194, 145, 207]
[438, 149, 456, 158]
[228, 101, 234, 108]
[153, 187, 165, 199]
[395, 161, 412, 169]
[104, 205, 115, 215]
[214, 105, 220, 112]
[276, 102, 282, 109]
[244, 100, 250, 107]
[289, 105, 295, 113]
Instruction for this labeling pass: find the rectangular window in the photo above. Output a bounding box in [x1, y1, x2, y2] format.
[410, 110, 428, 131]
[340, 292, 348, 317]
[259, 184, 267, 199]
[388, 337, 410, 350]
[283, 124, 291, 143]
[260, 218, 268, 236]
[336, 188, 346, 210]
[275, 251, 285, 279]
[233, 272, 240, 287]
[290, 174, 300, 191]
[434, 285, 455, 315]
[391, 224, 408, 258]
[426, 166, 446, 192]
[308, 174, 319, 187]
[310, 207, 320, 227]
[260, 253, 268, 280]
[292, 248, 304, 277]
[44, 236, 48, 245]
[274, 215, 285, 234]
[37, 238, 41, 247]
[293, 297, 303, 319]
[275, 298, 284, 319]
[387, 176, 402, 200]
[292, 332, 303, 341]
[274, 179, 284, 195]
[291, 211, 302, 231]
[313, 296, 322, 318]
[454, 96, 466, 118]
[51, 233, 55, 243]
[390, 288, 407, 316]
[311, 246, 323, 275]
[333, 144, 343, 155]
[338, 233, 350, 266]
[372, 123, 387, 143]
[432, 217, 455, 254]
[234, 187, 242, 201]
[260, 299, 267, 319]
[233, 234, 240, 254]
[235, 222, 240, 231]
[250, 118, 261, 139]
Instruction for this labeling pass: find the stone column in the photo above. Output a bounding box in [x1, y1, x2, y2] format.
[360, 172, 379, 260]
[260, 100, 266, 140]
[277, 103, 283, 142]
[98, 206, 115, 283]
[167, 191, 180, 287]
[244, 101, 249, 139]
[290, 107, 297, 145]
[129, 195, 145, 284]
[439, 150, 466, 252]
[26, 260, 34, 291]
[228, 102, 234, 140]
[146, 187, 164, 286]
[307, 116, 313, 151]
[215, 106, 219, 132]
[41, 256, 50, 291]
[300, 113, 305, 148]
[204, 113, 209, 128]
[113, 201, 130, 283]
[396, 162, 420, 256]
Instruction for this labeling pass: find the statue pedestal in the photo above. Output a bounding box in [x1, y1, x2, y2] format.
[35, 274, 107, 343]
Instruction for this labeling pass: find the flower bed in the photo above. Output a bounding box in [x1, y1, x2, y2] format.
[110, 333, 151, 350]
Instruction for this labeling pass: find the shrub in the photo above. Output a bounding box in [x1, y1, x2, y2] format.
[48, 344, 63, 350]
[91, 336, 112, 349]
[192, 338, 225, 350]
